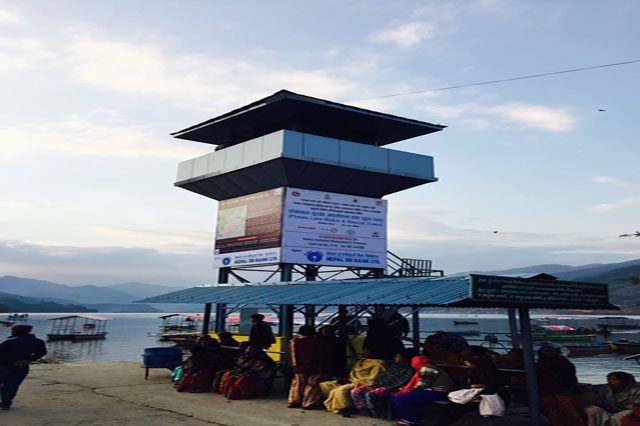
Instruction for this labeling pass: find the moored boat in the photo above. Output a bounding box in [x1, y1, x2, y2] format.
[47, 314, 111, 341]
[563, 343, 613, 357]
[7, 313, 28, 321]
[532, 325, 595, 342]
[453, 321, 479, 325]
[596, 316, 640, 331]
[612, 339, 640, 354]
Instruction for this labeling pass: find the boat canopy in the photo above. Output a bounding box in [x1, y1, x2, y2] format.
[540, 325, 575, 331]
[48, 315, 112, 321]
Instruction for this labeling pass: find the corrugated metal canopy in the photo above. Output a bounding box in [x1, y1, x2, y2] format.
[171, 90, 445, 148]
[137, 276, 617, 310]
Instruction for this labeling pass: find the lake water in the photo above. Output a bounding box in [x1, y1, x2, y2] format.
[2, 312, 639, 384]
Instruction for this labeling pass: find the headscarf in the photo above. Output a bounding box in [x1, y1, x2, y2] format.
[397, 356, 432, 395]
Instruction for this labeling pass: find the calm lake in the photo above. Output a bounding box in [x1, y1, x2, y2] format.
[2, 312, 639, 384]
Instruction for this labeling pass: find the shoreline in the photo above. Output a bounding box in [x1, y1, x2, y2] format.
[5, 362, 531, 425]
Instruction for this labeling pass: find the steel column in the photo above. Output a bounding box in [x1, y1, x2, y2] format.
[202, 302, 212, 335]
[412, 308, 421, 349]
[508, 308, 520, 349]
[280, 263, 293, 282]
[215, 303, 227, 333]
[337, 305, 348, 340]
[304, 305, 316, 326]
[518, 308, 542, 426]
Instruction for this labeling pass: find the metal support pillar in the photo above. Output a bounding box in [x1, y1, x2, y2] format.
[305, 265, 318, 281]
[518, 308, 542, 426]
[337, 305, 348, 341]
[508, 308, 520, 349]
[214, 267, 230, 334]
[304, 305, 316, 326]
[412, 308, 421, 350]
[214, 303, 227, 333]
[280, 263, 293, 282]
[202, 303, 212, 335]
[372, 268, 385, 278]
[279, 304, 294, 338]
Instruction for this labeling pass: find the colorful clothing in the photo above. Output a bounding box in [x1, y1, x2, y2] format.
[287, 336, 327, 408]
[176, 370, 216, 393]
[585, 382, 640, 426]
[350, 362, 414, 416]
[221, 348, 276, 400]
[320, 358, 387, 414]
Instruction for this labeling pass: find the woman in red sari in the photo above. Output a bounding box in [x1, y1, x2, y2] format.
[287, 325, 327, 409]
[177, 336, 232, 393]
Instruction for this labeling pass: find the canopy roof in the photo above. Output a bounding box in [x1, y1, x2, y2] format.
[48, 315, 112, 321]
[138, 275, 617, 310]
[172, 90, 445, 148]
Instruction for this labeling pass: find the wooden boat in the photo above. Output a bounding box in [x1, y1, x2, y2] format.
[563, 343, 613, 357]
[453, 321, 479, 325]
[532, 325, 595, 343]
[6, 313, 28, 321]
[612, 340, 640, 354]
[0, 320, 14, 327]
[47, 315, 111, 341]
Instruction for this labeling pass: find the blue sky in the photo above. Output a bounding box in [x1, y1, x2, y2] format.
[1, 1, 639, 286]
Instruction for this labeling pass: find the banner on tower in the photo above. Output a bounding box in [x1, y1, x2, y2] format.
[213, 187, 387, 268]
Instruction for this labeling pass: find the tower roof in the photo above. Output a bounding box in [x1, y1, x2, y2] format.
[172, 89, 445, 147]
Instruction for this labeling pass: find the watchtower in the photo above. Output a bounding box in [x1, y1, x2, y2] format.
[172, 90, 445, 285]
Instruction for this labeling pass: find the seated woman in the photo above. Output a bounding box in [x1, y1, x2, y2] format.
[433, 352, 504, 426]
[177, 335, 232, 393]
[390, 355, 454, 426]
[319, 348, 387, 415]
[536, 345, 586, 426]
[351, 348, 418, 417]
[220, 345, 276, 400]
[585, 372, 640, 426]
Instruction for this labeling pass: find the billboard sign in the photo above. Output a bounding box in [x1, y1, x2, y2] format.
[213, 187, 387, 268]
[281, 188, 387, 268]
[213, 188, 283, 267]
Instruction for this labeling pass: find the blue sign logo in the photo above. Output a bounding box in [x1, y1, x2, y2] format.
[305, 251, 323, 262]
[222, 257, 232, 265]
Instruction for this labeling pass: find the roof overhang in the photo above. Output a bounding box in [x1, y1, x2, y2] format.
[171, 90, 445, 147]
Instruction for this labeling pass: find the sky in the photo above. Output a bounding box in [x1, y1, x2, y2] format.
[1, 0, 639, 286]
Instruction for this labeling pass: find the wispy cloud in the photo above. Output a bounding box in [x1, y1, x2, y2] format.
[0, 37, 56, 72]
[591, 196, 640, 212]
[370, 22, 436, 47]
[67, 35, 361, 109]
[0, 113, 209, 159]
[423, 101, 576, 132]
[0, 9, 21, 25]
[592, 176, 634, 189]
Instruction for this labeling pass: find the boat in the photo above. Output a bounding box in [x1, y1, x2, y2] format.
[596, 316, 640, 331]
[612, 339, 640, 354]
[624, 353, 640, 365]
[447, 330, 481, 336]
[0, 320, 14, 327]
[148, 314, 205, 340]
[453, 321, 479, 325]
[563, 343, 614, 357]
[6, 313, 28, 321]
[47, 315, 111, 341]
[531, 325, 596, 342]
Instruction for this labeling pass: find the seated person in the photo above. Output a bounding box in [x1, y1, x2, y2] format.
[220, 345, 276, 400]
[177, 336, 233, 393]
[351, 348, 418, 417]
[218, 331, 240, 347]
[390, 355, 454, 426]
[319, 348, 387, 415]
[585, 371, 640, 426]
[536, 345, 586, 426]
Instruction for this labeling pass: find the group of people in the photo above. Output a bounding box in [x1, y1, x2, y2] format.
[536, 344, 640, 426]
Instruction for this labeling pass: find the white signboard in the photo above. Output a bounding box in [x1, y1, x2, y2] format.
[281, 188, 387, 268]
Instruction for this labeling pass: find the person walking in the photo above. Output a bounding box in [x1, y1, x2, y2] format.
[248, 314, 276, 349]
[0, 324, 47, 410]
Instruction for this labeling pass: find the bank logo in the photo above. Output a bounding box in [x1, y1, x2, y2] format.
[222, 257, 232, 265]
[305, 251, 323, 262]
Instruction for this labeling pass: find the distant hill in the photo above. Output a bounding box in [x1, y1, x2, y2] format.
[82, 303, 163, 313]
[107, 282, 188, 299]
[0, 291, 96, 313]
[0, 276, 141, 304]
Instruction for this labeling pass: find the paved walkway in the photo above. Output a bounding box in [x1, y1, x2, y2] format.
[2, 362, 533, 425]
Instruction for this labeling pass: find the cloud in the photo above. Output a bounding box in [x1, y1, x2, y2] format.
[0, 9, 21, 25]
[591, 196, 640, 212]
[592, 176, 634, 189]
[67, 35, 361, 109]
[81, 226, 211, 253]
[423, 101, 576, 132]
[370, 22, 436, 47]
[0, 37, 56, 72]
[0, 113, 209, 159]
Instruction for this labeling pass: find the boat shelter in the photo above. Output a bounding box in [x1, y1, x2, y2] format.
[140, 273, 616, 426]
[47, 314, 111, 341]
